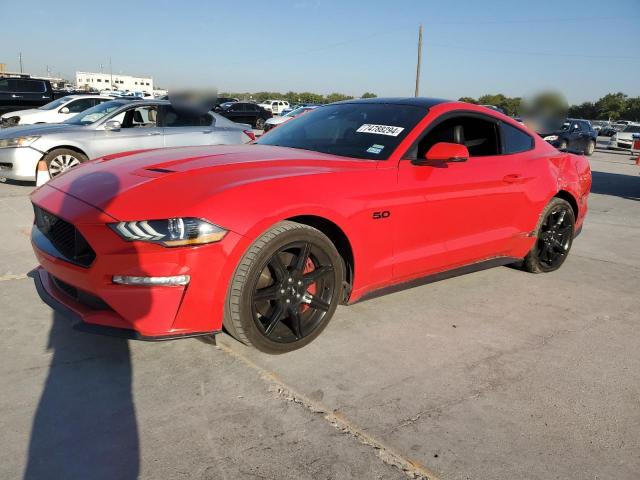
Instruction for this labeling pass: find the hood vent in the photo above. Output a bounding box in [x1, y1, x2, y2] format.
[145, 167, 175, 174]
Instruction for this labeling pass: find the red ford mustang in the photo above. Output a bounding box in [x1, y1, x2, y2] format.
[30, 98, 592, 353]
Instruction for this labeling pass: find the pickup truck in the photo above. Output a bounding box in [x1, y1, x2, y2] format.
[0, 77, 56, 116]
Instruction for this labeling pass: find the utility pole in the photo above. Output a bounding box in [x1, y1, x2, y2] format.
[19, 52, 23, 73]
[414, 24, 423, 97]
[109, 57, 113, 88]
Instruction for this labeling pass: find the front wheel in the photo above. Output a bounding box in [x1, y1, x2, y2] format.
[523, 197, 575, 273]
[255, 117, 265, 129]
[224, 221, 344, 354]
[44, 148, 88, 178]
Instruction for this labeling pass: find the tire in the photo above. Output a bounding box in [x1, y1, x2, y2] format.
[255, 117, 265, 130]
[558, 140, 568, 150]
[225, 221, 344, 354]
[523, 197, 575, 273]
[585, 139, 595, 156]
[44, 148, 88, 178]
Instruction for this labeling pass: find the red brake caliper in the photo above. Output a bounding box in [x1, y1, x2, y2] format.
[300, 258, 316, 313]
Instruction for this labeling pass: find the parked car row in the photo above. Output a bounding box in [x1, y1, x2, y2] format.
[0, 99, 254, 182]
[607, 123, 640, 150]
[1, 95, 113, 127]
[540, 118, 597, 155]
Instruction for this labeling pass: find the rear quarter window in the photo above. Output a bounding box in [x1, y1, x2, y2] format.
[501, 122, 534, 154]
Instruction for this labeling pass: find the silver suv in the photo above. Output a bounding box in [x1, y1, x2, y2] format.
[0, 99, 253, 182]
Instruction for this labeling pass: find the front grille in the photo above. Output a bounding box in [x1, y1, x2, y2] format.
[51, 276, 111, 310]
[33, 205, 96, 267]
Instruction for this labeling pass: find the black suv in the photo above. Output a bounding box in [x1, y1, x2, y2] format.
[540, 118, 597, 156]
[215, 102, 272, 129]
[0, 77, 55, 115]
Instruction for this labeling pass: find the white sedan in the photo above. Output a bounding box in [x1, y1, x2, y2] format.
[0, 95, 112, 127]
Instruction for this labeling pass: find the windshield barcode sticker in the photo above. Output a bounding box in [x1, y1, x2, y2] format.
[357, 124, 405, 136]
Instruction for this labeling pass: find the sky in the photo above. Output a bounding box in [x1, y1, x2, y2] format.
[1, 0, 639, 104]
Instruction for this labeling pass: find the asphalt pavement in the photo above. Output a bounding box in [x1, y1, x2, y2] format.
[1, 143, 638, 479]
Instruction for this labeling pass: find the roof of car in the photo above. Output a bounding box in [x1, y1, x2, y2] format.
[335, 97, 450, 108]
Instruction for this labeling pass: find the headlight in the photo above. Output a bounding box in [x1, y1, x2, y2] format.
[543, 135, 558, 141]
[0, 135, 39, 148]
[109, 218, 227, 247]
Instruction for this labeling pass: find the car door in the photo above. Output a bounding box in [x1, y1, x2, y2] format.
[159, 105, 216, 147]
[90, 104, 163, 158]
[393, 112, 533, 280]
[222, 103, 243, 123]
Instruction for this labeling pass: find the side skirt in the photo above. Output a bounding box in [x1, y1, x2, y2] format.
[354, 256, 521, 303]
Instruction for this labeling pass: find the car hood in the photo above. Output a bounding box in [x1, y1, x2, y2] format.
[41, 144, 376, 222]
[1, 108, 42, 119]
[0, 122, 82, 138]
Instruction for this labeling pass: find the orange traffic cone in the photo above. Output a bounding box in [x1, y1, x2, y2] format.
[35, 160, 50, 187]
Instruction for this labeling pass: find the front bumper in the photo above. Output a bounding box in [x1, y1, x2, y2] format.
[31, 185, 244, 339]
[0, 146, 43, 181]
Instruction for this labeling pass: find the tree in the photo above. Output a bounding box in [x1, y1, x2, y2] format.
[595, 92, 627, 120]
[622, 97, 640, 121]
[325, 92, 354, 103]
[361, 92, 377, 98]
[458, 97, 477, 104]
[568, 102, 598, 120]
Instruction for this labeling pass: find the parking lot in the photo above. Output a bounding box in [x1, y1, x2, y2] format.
[0, 142, 638, 479]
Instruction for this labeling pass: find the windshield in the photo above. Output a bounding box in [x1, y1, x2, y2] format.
[623, 125, 640, 133]
[257, 103, 427, 160]
[38, 97, 72, 111]
[64, 101, 125, 125]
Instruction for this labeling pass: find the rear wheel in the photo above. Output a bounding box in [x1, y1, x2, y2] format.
[44, 148, 88, 178]
[225, 221, 343, 354]
[585, 139, 595, 156]
[255, 117, 265, 129]
[523, 198, 575, 273]
[559, 140, 568, 150]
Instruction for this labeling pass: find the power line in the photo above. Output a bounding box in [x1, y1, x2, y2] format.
[429, 42, 640, 60]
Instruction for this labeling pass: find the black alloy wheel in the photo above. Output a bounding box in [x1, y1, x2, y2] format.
[225, 221, 343, 353]
[252, 241, 335, 342]
[523, 198, 575, 273]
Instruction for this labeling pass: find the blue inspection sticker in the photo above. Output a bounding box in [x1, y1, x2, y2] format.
[366, 144, 385, 154]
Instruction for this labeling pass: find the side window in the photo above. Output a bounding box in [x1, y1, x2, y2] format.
[16, 80, 46, 93]
[501, 122, 534, 154]
[0, 79, 9, 91]
[65, 98, 96, 113]
[121, 106, 158, 128]
[161, 106, 211, 127]
[414, 115, 500, 159]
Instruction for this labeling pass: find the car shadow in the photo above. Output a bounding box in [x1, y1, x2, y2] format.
[590, 170, 639, 201]
[25, 170, 143, 480]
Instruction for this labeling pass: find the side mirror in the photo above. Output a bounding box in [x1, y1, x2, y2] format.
[104, 120, 122, 131]
[60, 107, 70, 114]
[418, 142, 469, 165]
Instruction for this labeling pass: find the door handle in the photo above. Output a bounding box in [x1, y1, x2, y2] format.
[503, 174, 524, 184]
[201, 130, 212, 134]
[11, 94, 22, 98]
[146, 131, 161, 136]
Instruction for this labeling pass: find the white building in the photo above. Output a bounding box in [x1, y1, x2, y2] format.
[75, 71, 153, 93]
